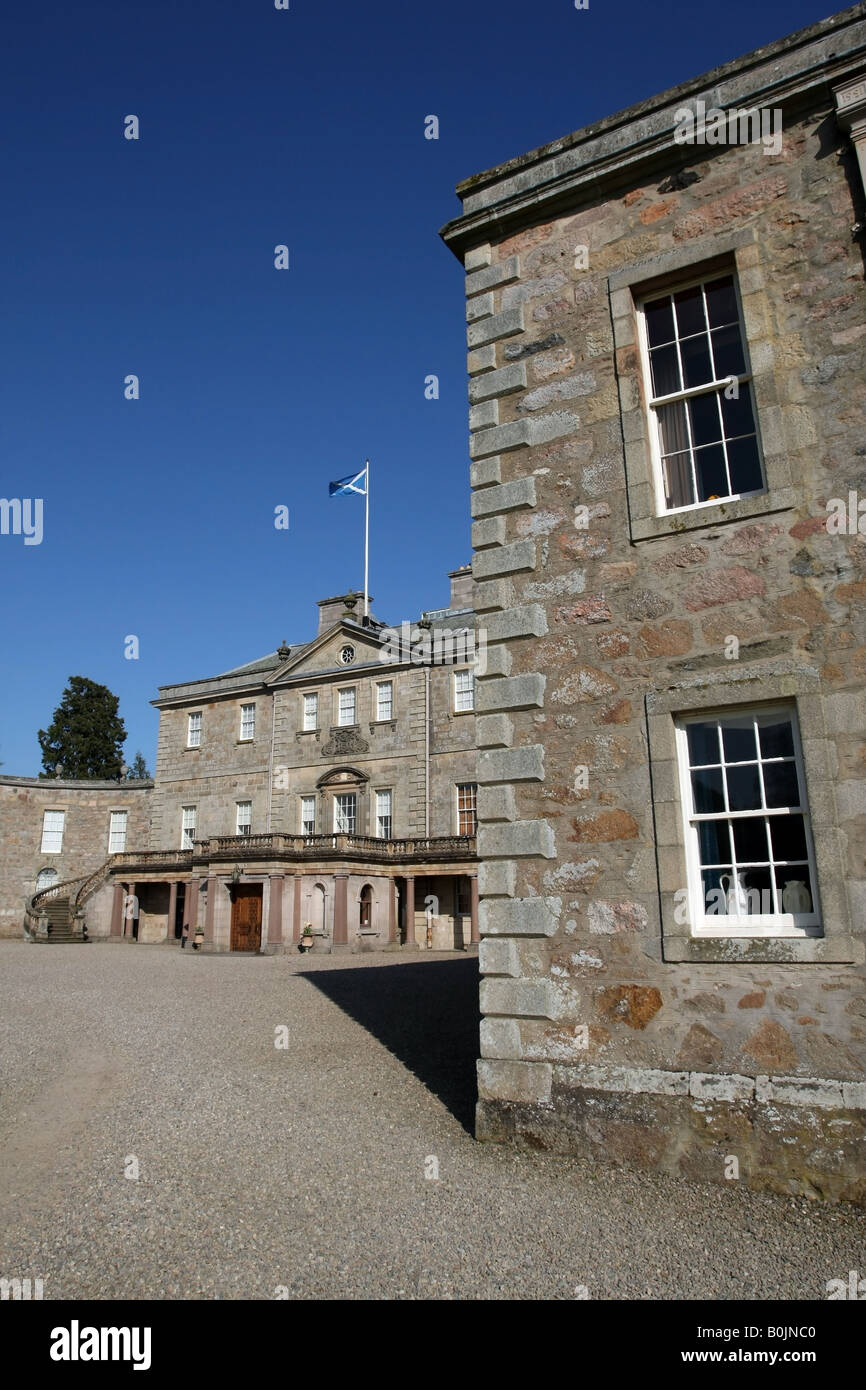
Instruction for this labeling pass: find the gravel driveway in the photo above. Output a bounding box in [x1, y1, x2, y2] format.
[0, 942, 862, 1300]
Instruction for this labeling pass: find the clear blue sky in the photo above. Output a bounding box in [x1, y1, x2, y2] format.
[0, 0, 836, 775]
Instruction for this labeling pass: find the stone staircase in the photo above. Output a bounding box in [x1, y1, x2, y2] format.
[33, 898, 88, 944]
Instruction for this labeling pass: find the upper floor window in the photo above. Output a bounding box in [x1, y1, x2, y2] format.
[239, 704, 255, 741]
[236, 801, 252, 836]
[454, 669, 474, 713]
[376, 681, 393, 721]
[457, 783, 477, 837]
[300, 795, 316, 836]
[638, 272, 763, 513]
[187, 712, 202, 748]
[334, 793, 357, 834]
[181, 805, 197, 850]
[40, 810, 65, 854]
[303, 693, 318, 731]
[375, 788, 392, 839]
[338, 687, 356, 726]
[108, 810, 128, 853]
[676, 706, 819, 936]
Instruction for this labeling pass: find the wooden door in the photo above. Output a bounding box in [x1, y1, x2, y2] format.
[230, 885, 262, 952]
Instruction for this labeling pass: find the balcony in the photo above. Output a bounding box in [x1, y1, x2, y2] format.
[107, 834, 477, 869]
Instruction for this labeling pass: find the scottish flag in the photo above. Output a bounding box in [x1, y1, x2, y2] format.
[329, 466, 368, 497]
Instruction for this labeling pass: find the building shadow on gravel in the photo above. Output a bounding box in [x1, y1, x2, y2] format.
[299, 958, 480, 1134]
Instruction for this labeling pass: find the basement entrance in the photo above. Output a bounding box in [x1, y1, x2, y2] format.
[230, 884, 263, 952]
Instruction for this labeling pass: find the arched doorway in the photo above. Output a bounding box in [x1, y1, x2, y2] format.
[359, 883, 373, 930]
[35, 868, 59, 894]
[311, 883, 326, 934]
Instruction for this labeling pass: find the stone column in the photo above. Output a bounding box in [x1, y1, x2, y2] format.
[203, 875, 217, 948]
[185, 879, 198, 931]
[110, 883, 124, 937]
[268, 874, 284, 951]
[333, 873, 348, 949]
[835, 77, 866, 196]
[404, 875, 417, 948]
[469, 873, 480, 946]
[292, 874, 302, 944]
[167, 881, 178, 944]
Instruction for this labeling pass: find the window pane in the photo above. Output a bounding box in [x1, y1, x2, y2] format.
[704, 276, 738, 329]
[726, 436, 762, 495]
[687, 722, 721, 765]
[710, 323, 746, 379]
[731, 815, 769, 863]
[702, 867, 731, 915]
[721, 388, 756, 439]
[758, 718, 795, 760]
[769, 814, 808, 862]
[721, 720, 757, 763]
[680, 333, 713, 389]
[644, 296, 675, 347]
[674, 285, 705, 337]
[763, 762, 800, 808]
[650, 343, 680, 397]
[692, 766, 724, 813]
[688, 392, 723, 449]
[694, 445, 727, 502]
[742, 865, 772, 914]
[657, 399, 689, 455]
[697, 819, 731, 865]
[726, 764, 762, 811]
[663, 453, 694, 510]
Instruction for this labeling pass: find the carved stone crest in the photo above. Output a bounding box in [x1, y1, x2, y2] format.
[322, 727, 369, 757]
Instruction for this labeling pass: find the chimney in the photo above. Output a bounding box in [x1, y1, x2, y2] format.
[447, 565, 473, 612]
[316, 591, 370, 636]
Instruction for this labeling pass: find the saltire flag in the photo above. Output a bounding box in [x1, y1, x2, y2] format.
[329, 466, 368, 497]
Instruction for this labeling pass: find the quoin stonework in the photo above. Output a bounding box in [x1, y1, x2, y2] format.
[1, 571, 479, 954]
[440, 5, 866, 1202]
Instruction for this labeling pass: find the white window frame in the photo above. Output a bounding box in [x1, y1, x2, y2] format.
[376, 681, 393, 722]
[187, 712, 202, 748]
[302, 692, 318, 732]
[108, 810, 128, 854]
[337, 687, 356, 727]
[181, 805, 197, 850]
[239, 704, 256, 742]
[236, 800, 252, 836]
[300, 795, 316, 836]
[454, 668, 474, 713]
[375, 788, 393, 839]
[40, 810, 65, 855]
[456, 783, 477, 837]
[636, 269, 765, 517]
[675, 704, 821, 939]
[334, 793, 357, 834]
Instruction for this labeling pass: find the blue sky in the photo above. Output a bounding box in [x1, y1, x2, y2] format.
[0, 0, 836, 775]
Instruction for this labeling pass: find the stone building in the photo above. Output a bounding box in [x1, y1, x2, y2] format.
[11, 570, 479, 953]
[441, 6, 866, 1200]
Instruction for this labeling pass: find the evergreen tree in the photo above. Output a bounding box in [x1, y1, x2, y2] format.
[38, 676, 127, 779]
[127, 750, 151, 780]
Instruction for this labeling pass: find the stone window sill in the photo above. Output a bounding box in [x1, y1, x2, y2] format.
[631, 491, 795, 543]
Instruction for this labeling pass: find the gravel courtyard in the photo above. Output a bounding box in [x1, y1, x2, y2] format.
[0, 941, 862, 1301]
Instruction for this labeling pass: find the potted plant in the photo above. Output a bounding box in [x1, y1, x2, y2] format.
[300, 923, 314, 952]
[193, 926, 205, 950]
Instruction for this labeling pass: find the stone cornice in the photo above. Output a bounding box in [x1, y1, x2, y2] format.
[441, 5, 866, 258]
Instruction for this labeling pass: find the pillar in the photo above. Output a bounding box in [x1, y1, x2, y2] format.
[469, 873, 480, 946]
[334, 873, 348, 948]
[167, 881, 178, 943]
[292, 874, 302, 944]
[268, 874, 284, 949]
[110, 883, 124, 937]
[203, 875, 217, 947]
[404, 874, 417, 948]
[185, 879, 198, 931]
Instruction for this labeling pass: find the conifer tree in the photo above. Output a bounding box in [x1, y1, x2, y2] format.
[38, 677, 127, 779]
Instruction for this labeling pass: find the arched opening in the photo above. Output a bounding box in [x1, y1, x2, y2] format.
[311, 883, 326, 933]
[35, 868, 58, 893]
[359, 883, 373, 929]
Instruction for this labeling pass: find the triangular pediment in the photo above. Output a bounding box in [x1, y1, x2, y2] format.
[266, 620, 386, 685]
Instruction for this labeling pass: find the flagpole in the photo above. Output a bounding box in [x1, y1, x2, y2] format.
[363, 460, 370, 617]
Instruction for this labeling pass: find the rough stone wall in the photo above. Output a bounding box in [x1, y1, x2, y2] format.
[0, 778, 152, 936]
[454, 49, 866, 1198]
